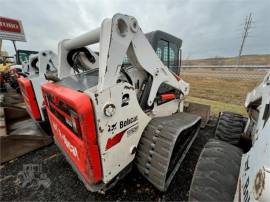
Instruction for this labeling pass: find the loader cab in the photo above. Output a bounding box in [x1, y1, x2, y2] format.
[146, 30, 182, 75]
[17, 50, 38, 65]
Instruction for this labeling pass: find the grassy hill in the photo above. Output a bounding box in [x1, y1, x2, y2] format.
[182, 54, 270, 66]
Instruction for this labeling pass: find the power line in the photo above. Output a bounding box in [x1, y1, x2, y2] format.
[237, 13, 253, 65]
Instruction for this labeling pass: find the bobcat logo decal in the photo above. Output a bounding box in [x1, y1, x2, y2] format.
[108, 122, 117, 133]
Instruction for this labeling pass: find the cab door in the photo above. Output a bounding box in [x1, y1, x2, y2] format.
[156, 39, 180, 75]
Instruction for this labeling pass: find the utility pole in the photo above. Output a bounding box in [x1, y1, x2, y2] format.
[237, 13, 253, 66]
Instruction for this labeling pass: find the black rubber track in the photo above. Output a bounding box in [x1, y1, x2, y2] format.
[135, 112, 201, 191]
[188, 139, 242, 202]
[215, 111, 246, 145]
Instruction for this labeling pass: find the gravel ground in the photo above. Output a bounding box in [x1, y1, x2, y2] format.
[0, 119, 216, 201]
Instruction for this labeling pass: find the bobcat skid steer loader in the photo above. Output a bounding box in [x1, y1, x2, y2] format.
[41, 13, 201, 192]
[17, 50, 58, 132]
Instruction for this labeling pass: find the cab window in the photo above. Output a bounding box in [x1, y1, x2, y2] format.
[169, 43, 178, 73]
[156, 40, 179, 74]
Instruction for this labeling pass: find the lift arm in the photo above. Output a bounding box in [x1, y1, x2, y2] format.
[58, 14, 189, 106]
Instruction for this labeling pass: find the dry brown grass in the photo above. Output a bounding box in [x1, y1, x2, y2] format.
[186, 96, 247, 115]
[182, 75, 260, 106]
[182, 54, 270, 66]
[182, 74, 264, 115]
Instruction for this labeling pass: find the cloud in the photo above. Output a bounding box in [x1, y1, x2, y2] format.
[1, 0, 269, 59]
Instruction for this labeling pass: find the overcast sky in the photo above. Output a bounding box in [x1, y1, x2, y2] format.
[1, 0, 269, 59]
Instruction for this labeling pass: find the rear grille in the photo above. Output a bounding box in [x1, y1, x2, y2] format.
[44, 92, 82, 139]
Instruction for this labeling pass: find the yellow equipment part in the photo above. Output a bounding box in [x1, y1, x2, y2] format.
[0, 63, 13, 73]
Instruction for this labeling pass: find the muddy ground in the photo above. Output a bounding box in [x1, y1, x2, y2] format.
[0, 118, 216, 201]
